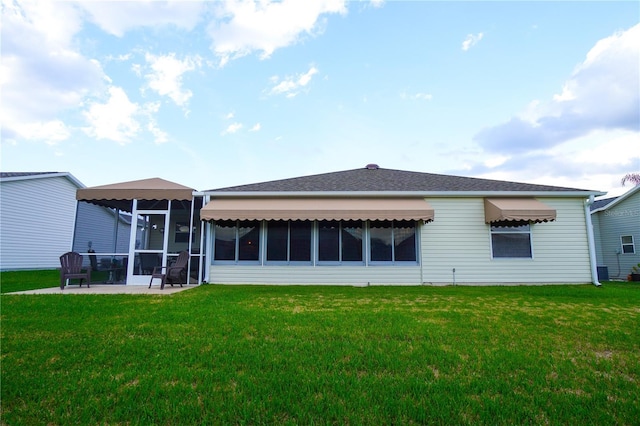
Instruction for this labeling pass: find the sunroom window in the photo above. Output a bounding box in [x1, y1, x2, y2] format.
[318, 220, 363, 263]
[266, 220, 312, 263]
[214, 220, 260, 262]
[369, 220, 417, 262]
[490, 222, 532, 258]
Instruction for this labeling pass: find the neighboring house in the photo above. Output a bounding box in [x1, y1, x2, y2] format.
[0, 172, 84, 270]
[71, 165, 605, 286]
[0, 172, 133, 271]
[590, 185, 640, 280]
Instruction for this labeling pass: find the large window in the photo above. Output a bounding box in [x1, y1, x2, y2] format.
[490, 222, 532, 258]
[266, 221, 312, 263]
[318, 220, 363, 263]
[212, 219, 418, 265]
[621, 235, 635, 254]
[369, 220, 417, 262]
[214, 220, 260, 262]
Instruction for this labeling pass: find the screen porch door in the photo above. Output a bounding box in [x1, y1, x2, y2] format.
[127, 204, 170, 285]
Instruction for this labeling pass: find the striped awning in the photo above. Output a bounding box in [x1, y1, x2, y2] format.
[484, 198, 556, 224]
[201, 198, 434, 222]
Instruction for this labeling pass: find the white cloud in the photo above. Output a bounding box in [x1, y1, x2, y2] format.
[79, 1, 204, 37]
[83, 86, 141, 144]
[0, 0, 105, 144]
[143, 102, 169, 144]
[401, 91, 433, 101]
[462, 33, 483, 51]
[475, 23, 640, 154]
[224, 112, 235, 120]
[4, 120, 71, 146]
[268, 66, 319, 97]
[222, 122, 243, 135]
[249, 123, 261, 132]
[144, 53, 202, 108]
[483, 155, 510, 169]
[208, 0, 347, 66]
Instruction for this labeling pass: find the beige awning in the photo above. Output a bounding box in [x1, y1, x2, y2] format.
[484, 198, 556, 224]
[201, 198, 435, 222]
[77, 178, 195, 202]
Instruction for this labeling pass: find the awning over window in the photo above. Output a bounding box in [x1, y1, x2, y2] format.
[201, 198, 435, 222]
[484, 198, 556, 224]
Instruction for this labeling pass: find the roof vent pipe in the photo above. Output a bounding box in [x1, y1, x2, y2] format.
[366, 163, 379, 170]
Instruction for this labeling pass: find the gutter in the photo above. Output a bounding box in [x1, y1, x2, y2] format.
[203, 190, 606, 198]
[584, 195, 601, 287]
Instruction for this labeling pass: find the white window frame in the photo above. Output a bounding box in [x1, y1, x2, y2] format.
[317, 220, 365, 265]
[265, 220, 313, 265]
[490, 222, 533, 259]
[621, 235, 635, 254]
[368, 220, 419, 265]
[212, 220, 261, 264]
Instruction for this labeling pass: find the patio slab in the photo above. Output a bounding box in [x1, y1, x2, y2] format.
[6, 284, 198, 295]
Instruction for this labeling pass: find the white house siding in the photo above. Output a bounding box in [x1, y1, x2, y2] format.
[421, 197, 593, 285]
[209, 264, 421, 285]
[591, 213, 604, 266]
[593, 193, 640, 279]
[1, 176, 78, 270]
[72, 202, 132, 255]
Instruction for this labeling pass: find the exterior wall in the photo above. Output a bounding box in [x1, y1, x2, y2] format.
[1, 176, 79, 270]
[592, 192, 640, 279]
[207, 196, 594, 285]
[422, 197, 592, 284]
[591, 213, 604, 265]
[209, 264, 421, 285]
[73, 201, 132, 255]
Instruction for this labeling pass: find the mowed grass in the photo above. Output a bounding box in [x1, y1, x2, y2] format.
[1, 272, 639, 425]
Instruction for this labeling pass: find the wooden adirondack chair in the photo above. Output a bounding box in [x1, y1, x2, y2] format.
[59, 252, 91, 290]
[148, 251, 189, 289]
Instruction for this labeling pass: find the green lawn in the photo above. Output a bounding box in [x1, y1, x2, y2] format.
[1, 271, 639, 425]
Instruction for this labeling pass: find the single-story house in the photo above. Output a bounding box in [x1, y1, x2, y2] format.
[590, 185, 640, 280]
[73, 165, 605, 286]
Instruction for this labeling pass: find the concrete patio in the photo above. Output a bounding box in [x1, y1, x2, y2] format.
[6, 284, 198, 295]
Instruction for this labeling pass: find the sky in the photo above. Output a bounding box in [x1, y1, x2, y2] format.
[2, 0, 639, 198]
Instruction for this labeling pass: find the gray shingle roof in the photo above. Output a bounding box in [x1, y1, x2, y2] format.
[0, 172, 59, 179]
[209, 166, 592, 193]
[590, 196, 617, 211]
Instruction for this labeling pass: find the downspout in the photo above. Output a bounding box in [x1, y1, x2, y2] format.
[584, 195, 601, 287]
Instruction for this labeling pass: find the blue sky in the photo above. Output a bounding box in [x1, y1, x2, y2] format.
[2, 1, 639, 196]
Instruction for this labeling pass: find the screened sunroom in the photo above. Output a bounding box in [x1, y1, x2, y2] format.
[72, 178, 206, 285]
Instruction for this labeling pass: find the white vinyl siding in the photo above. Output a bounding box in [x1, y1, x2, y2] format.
[73, 202, 132, 254]
[1, 175, 79, 270]
[209, 264, 421, 286]
[592, 191, 640, 278]
[421, 197, 592, 285]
